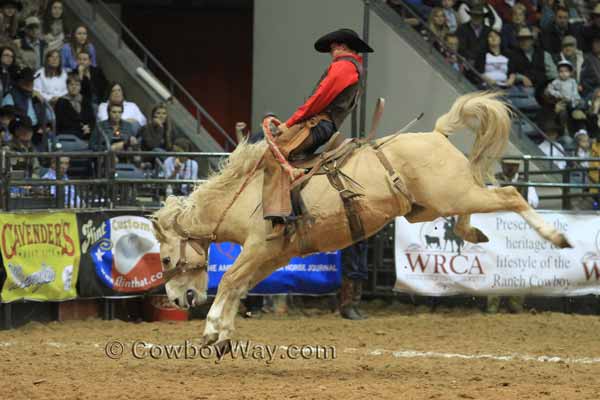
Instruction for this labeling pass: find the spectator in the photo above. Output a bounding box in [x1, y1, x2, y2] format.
[89, 102, 137, 152]
[457, 0, 502, 32]
[60, 25, 96, 71]
[16, 16, 47, 70]
[475, 29, 515, 88]
[489, 0, 538, 25]
[33, 49, 67, 104]
[54, 73, 94, 139]
[443, 33, 464, 72]
[573, 128, 590, 167]
[581, 35, 600, 97]
[0, 103, 15, 146]
[554, 35, 584, 83]
[580, 4, 600, 53]
[538, 118, 568, 168]
[42, 156, 81, 207]
[506, 27, 546, 110]
[75, 49, 106, 107]
[585, 87, 600, 138]
[163, 137, 198, 195]
[7, 113, 40, 178]
[539, 0, 557, 30]
[0, 45, 17, 96]
[457, 3, 493, 63]
[2, 66, 53, 149]
[1, 0, 21, 39]
[235, 112, 278, 144]
[21, 0, 46, 19]
[442, 0, 459, 33]
[546, 60, 586, 133]
[42, 0, 69, 52]
[428, 7, 450, 40]
[97, 82, 146, 130]
[139, 103, 173, 152]
[501, 3, 529, 52]
[540, 6, 580, 55]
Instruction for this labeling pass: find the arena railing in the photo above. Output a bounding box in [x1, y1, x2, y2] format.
[81, 0, 237, 151]
[0, 149, 229, 212]
[369, 0, 567, 160]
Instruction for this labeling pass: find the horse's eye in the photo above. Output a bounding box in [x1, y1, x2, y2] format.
[162, 257, 171, 265]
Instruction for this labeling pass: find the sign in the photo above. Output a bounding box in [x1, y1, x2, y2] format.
[394, 212, 600, 296]
[208, 243, 341, 295]
[0, 212, 80, 302]
[77, 212, 164, 296]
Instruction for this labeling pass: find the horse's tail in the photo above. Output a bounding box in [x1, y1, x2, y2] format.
[433, 91, 511, 186]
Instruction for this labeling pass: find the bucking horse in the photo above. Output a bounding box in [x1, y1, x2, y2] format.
[151, 92, 571, 347]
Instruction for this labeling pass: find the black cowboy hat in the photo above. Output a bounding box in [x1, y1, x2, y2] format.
[0, 0, 23, 11]
[9, 114, 32, 134]
[466, 4, 489, 16]
[314, 28, 374, 53]
[14, 67, 36, 82]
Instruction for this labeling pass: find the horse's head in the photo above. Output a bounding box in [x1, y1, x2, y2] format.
[152, 212, 209, 310]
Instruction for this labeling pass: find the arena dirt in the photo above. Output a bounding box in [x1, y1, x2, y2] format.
[1, 304, 600, 400]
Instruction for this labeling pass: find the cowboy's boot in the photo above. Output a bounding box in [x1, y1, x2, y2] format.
[507, 296, 524, 314]
[352, 280, 368, 319]
[339, 279, 362, 320]
[486, 295, 500, 314]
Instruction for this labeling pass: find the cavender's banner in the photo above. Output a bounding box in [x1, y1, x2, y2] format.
[394, 212, 600, 296]
[0, 212, 80, 302]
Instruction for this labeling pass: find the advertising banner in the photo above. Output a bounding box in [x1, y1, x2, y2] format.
[77, 211, 165, 297]
[208, 242, 341, 295]
[394, 212, 600, 296]
[0, 212, 80, 302]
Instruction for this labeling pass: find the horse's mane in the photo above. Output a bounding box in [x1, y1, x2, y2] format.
[152, 140, 267, 232]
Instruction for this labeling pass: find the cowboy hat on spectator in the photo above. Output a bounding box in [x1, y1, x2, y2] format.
[466, 4, 489, 17]
[592, 4, 600, 16]
[561, 35, 578, 48]
[24, 16, 40, 28]
[314, 28, 374, 53]
[0, 0, 23, 11]
[516, 27, 534, 39]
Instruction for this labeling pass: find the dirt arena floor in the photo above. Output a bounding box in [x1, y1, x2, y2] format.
[2, 303, 600, 400]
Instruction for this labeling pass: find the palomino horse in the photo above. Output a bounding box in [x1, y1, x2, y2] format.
[152, 92, 571, 345]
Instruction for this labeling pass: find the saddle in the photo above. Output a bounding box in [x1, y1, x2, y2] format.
[287, 132, 413, 253]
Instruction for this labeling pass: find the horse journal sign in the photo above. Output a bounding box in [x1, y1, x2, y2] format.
[208, 243, 341, 295]
[0, 212, 80, 302]
[394, 212, 600, 296]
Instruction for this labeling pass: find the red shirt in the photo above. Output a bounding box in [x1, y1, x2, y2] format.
[286, 53, 362, 127]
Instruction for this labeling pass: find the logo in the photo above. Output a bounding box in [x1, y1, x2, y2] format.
[402, 217, 486, 276]
[90, 216, 163, 293]
[8, 263, 56, 291]
[1, 222, 76, 260]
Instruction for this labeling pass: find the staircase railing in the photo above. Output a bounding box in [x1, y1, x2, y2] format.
[82, 0, 237, 150]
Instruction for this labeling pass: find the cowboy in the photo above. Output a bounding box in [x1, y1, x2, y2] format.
[262, 28, 373, 240]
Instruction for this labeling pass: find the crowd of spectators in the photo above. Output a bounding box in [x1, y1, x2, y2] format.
[389, 0, 600, 207]
[0, 0, 194, 204]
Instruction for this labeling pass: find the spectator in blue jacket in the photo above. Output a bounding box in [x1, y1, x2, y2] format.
[60, 25, 97, 71]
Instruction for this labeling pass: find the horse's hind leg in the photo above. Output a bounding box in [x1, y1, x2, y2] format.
[444, 186, 571, 248]
[454, 215, 489, 243]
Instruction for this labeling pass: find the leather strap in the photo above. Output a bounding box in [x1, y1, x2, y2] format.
[372, 147, 415, 203]
[326, 165, 365, 242]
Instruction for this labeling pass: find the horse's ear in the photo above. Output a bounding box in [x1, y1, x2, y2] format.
[152, 218, 167, 243]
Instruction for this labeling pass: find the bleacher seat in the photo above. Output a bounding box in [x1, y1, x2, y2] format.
[56, 134, 89, 151]
[115, 163, 146, 179]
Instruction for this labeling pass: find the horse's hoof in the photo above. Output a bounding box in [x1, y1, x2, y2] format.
[201, 333, 219, 347]
[557, 234, 573, 249]
[473, 228, 489, 243]
[213, 339, 232, 356]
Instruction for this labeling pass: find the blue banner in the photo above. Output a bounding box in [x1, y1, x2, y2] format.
[207, 243, 341, 295]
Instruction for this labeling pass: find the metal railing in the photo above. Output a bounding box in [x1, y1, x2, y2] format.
[79, 0, 237, 150]
[374, 0, 566, 157]
[0, 149, 229, 211]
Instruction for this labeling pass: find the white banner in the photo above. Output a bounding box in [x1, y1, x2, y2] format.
[394, 212, 600, 296]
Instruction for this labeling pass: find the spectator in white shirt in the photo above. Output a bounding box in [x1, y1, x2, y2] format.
[33, 49, 67, 105]
[42, 156, 82, 207]
[97, 82, 146, 132]
[538, 119, 567, 169]
[163, 137, 198, 195]
[496, 159, 539, 208]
